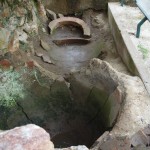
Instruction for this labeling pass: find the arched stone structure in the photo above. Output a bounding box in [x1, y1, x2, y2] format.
[48, 17, 91, 38]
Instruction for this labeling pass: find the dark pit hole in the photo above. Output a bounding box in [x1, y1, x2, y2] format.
[0, 95, 106, 148]
[50, 113, 105, 148]
[0, 68, 120, 149]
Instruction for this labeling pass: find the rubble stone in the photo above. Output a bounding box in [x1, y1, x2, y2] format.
[0, 124, 54, 150]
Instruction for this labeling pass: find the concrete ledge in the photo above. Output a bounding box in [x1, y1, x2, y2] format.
[108, 2, 150, 95]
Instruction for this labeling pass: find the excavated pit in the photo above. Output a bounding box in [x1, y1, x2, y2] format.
[0, 59, 124, 149]
[1, 1, 150, 149]
[0, 8, 131, 149]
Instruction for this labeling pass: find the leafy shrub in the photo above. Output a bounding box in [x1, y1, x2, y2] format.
[0, 69, 25, 107]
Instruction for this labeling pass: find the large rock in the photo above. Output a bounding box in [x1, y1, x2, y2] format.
[70, 58, 150, 135]
[67, 58, 150, 150]
[70, 58, 124, 128]
[91, 124, 150, 149]
[0, 124, 54, 150]
[131, 125, 150, 147]
[91, 132, 131, 150]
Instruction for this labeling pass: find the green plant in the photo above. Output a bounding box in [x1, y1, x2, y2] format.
[138, 44, 149, 59]
[0, 0, 19, 9]
[0, 17, 10, 27]
[0, 69, 25, 107]
[0, 0, 9, 6]
[19, 41, 31, 52]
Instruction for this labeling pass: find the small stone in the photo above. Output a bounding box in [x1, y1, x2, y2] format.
[65, 81, 70, 88]
[29, 41, 35, 54]
[85, 69, 91, 76]
[91, 131, 109, 149]
[143, 125, 150, 135]
[40, 40, 51, 51]
[58, 13, 64, 18]
[15, 7, 27, 17]
[26, 61, 34, 69]
[42, 55, 54, 64]
[19, 16, 26, 26]
[35, 51, 43, 57]
[42, 28, 46, 33]
[9, 16, 19, 31]
[131, 130, 149, 147]
[46, 9, 57, 20]
[69, 145, 89, 150]
[70, 68, 77, 74]
[17, 30, 28, 43]
[132, 145, 148, 150]
[92, 14, 105, 28]
[96, 134, 131, 150]
[57, 77, 65, 82]
[23, 10, 38, 34]
[37, 0, 47, 18]
[55, 145, 89, 150]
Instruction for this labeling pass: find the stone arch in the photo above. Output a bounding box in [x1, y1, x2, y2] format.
[48, 17, 91, 38]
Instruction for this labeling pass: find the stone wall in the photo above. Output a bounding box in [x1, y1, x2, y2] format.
[43, 0, 136, 15]
[70, 58, 150, 134]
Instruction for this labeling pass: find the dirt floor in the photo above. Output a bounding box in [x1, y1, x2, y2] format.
[29, 9, 130, 76]
[110, 3, 150, 74]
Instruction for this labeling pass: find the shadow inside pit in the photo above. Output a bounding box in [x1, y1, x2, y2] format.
[51, 115, 105, 148]
[0, 63, 110, 149]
